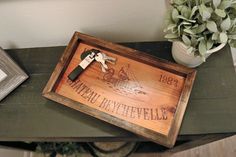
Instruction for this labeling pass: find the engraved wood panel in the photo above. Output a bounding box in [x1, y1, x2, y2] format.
[43, 32, 196, 147]
[55, 42, 185, 136]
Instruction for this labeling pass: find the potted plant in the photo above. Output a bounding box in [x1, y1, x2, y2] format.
[164, 0, 236, 67]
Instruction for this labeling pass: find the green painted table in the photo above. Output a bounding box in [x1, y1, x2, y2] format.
[0, 42, 236, 143]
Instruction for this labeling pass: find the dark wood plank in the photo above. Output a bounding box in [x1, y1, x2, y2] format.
[180, 45, 236, 135]
[0, 46, 135, 140]
[0, 41, 235, 142]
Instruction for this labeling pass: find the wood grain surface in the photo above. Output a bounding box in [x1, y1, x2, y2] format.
[0, 48, 28, 101]
[43, 32, 196, 147]
[56, 42, 185, 135]
[0, 41, 235, 144]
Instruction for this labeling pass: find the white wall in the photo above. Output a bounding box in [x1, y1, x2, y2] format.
[0, 0, 169, 49]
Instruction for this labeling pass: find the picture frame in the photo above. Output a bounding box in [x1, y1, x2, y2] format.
[0, 48, 28, 101]
[43, 32, 197, 148]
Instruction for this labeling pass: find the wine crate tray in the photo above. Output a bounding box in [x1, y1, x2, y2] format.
[43, 32, 196, 147]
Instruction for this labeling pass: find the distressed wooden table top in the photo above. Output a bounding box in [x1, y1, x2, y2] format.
[0, 41, 236, 141]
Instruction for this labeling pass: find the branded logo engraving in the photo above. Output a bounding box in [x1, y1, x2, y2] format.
[101, 64, 146, 96]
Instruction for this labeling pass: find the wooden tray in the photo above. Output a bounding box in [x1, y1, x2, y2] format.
[43, 32, 196, 147]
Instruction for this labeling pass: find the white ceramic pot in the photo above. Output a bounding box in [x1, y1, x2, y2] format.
[172, 41, 226, 68]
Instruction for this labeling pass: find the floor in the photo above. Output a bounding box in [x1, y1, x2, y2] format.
[132, 135, 236, 157]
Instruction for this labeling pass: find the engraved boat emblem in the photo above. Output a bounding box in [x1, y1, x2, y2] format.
[102, 64, 146, 95]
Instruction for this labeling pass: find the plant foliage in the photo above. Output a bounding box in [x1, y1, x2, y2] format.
[164, 0, 236, 59]
[36, 142, 81, 157]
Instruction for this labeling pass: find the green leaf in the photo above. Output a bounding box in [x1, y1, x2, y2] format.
[219, 0, 232, 9]
[172, 0, 187, 5]
[231, 19, 236, 27]
[219, 32, 228, 43]
[208, 7, 214, 14]
[221, 16, 231, 31]
[192, 24, 199, 29]
[198, 40, 207, 62]
[201, 56, 206, 62]
[212, 32, 219, 40]
[184, 25, 192, 29]
[228, 35, 236, 39]
[191, 36, 198, 46]
[197, 37, 205, 41]
[164, 33, 179, 39]
[213, 0, 221, 8]
[215, 9, 226, 17]
[199, 4, 211, 21]
[182, 35, 191, 46]
[172, 28, 178, 34]
[229, 39, 236, 48]
[203, 0, 212, 3]
[176, 5, 184, 12]
[176, 21, 191, 36]
[231, 3, 236, 10]
[206, 21, 218, 32]
[183, 29, 195, 35]
[190, 6, 198, 18]
[187, 47, 194, 53]
[176, 15, 196, 23]
[195, 24, 206, 33]
[172, 8, 179, 23]
[199, 40, 207, 61]
[181, 6, 191, 18]
[207, 39, 214, 50]
[164, 23, 177, 32]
